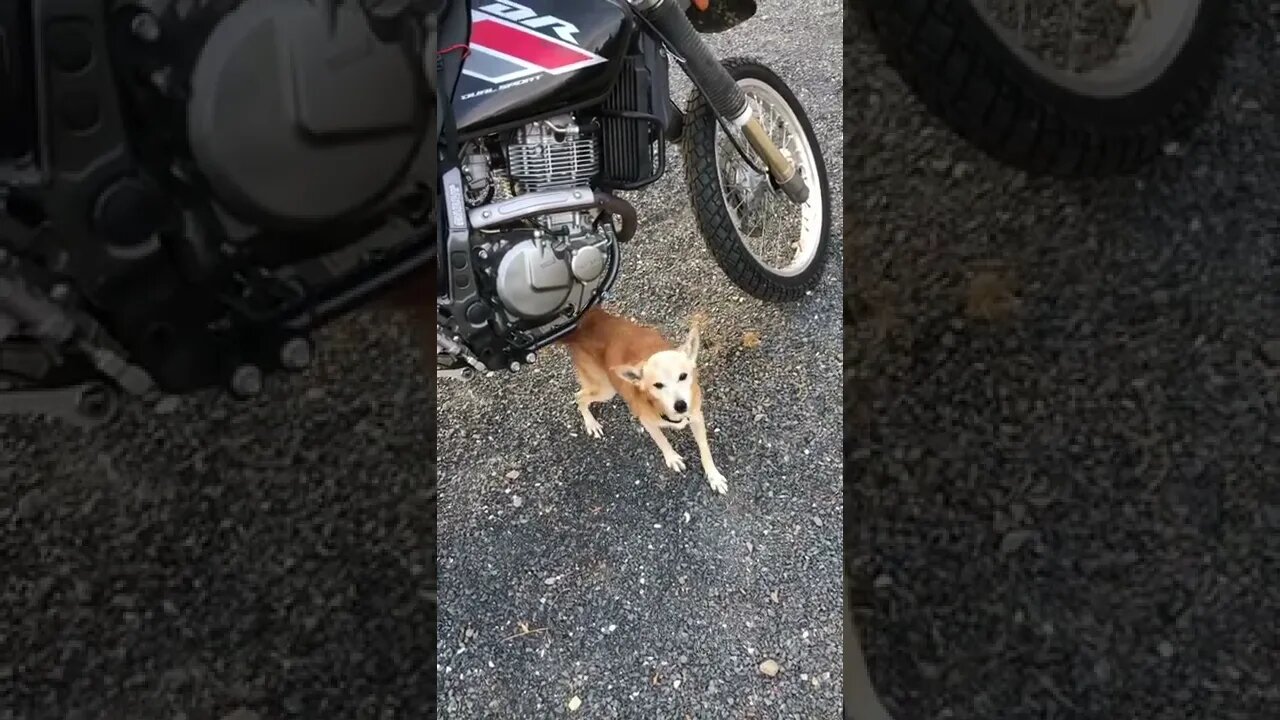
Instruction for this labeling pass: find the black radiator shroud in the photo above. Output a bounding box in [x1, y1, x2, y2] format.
[591, 33, 671, 191]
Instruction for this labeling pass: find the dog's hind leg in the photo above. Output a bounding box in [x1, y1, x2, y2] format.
[690, 411, 728, 494]
[575, 386, 612, 438]
[570, 353, 614, 439]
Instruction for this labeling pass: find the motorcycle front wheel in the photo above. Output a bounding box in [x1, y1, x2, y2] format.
[863, 0, 1230, 177]
[683, 58, 833, 302]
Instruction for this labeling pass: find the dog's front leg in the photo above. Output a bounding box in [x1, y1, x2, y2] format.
[641, 420, 686, 473]
[690, 412, 728, 494]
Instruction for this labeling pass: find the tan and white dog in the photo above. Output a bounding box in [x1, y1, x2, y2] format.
[559, 306, 728, 494]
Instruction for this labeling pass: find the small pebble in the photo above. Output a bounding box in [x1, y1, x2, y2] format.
[153, 396, 180, 415]
[1260, 340, 1280, 367]
[1000, 530, 1034, 555]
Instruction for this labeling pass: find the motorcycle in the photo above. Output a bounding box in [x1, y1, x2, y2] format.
[433, 0, 833, 380]
[0, 0, 444, 427]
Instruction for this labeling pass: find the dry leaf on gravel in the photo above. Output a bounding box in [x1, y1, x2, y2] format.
[964, 269, 1020, 322]
[502, 621, 548, 641]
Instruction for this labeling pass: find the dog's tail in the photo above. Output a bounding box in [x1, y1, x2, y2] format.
[689, 311, 708, 343]
[682, 310, 708, 359]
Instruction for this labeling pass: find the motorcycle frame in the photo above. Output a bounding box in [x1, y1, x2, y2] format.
[433, 0, 759, 375]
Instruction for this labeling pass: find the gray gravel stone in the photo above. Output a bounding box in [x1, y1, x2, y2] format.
[1259, 339, 1280, 366]
[1, 314, 437, 719]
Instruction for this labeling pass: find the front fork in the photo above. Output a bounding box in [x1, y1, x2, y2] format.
[630, 0, 809, 204]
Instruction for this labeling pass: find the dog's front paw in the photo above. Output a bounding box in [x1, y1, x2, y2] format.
[706, 469, 728, 495]
[664, 454, 686, 473]
[583, 416, 604, 438]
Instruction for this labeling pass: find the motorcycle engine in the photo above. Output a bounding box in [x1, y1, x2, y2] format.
[461, 116, 618, 335]
[1, 0, 436, 398]
[479, 215, 612, 324]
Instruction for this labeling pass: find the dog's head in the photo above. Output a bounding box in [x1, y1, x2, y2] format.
[615, 323, 700, 424]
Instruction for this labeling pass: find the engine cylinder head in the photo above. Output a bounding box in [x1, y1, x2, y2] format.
[506, 117, 599, 194]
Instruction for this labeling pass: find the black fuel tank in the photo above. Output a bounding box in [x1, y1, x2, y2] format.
[453, 0, 636, 137]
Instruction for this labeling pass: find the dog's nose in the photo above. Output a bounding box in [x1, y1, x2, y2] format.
[674, 399, 688, 414]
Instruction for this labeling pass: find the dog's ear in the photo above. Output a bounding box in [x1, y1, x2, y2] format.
[613, 364, 644, 385]
[679, 324, 701, 363]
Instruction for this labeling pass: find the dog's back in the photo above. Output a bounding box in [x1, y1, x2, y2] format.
[560, 306, 670, 377]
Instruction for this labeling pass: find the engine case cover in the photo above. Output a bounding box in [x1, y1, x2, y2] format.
[495, 238, 573, 320]
[187, 0, 426, 228]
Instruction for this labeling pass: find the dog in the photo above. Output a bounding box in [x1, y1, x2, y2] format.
[558, 306, 728, 494]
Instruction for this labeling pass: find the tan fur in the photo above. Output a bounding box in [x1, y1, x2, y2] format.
[559, 306, 728, 494]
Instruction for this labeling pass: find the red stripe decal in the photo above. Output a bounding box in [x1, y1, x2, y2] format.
[470, 18, 593, 71]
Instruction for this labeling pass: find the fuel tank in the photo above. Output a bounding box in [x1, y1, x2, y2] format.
[453, 0, 636, 137]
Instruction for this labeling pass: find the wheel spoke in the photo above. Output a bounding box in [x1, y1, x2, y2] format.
[730, 192, 751, 224]
[1065, 0, 1078, 71]
[1016, 0, 1027, 46]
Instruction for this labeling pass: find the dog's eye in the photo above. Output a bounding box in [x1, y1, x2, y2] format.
[679, 373, 688, 381]
[653, 382, 664, 389]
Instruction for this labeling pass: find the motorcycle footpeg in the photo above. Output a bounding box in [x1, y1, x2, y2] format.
[0, 382, 120, 429]
[437, 366, 476, 382]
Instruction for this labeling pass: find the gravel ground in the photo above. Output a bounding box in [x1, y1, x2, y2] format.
[845, 3, 1280, 719]
[436, 2, 844, 718]
[1, 317, 437, 720]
